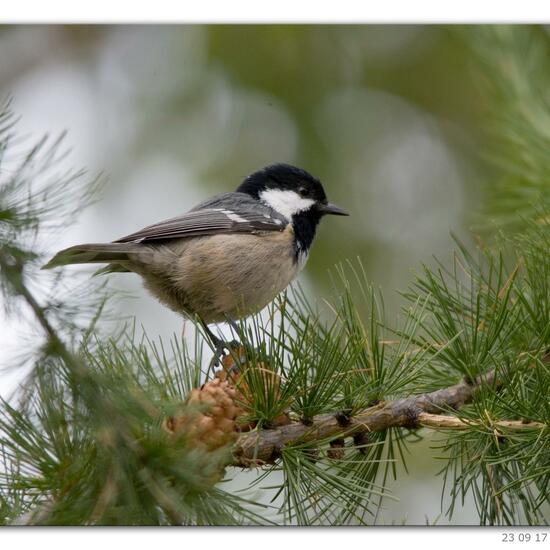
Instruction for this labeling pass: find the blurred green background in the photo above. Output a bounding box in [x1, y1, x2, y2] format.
[0, 24, 518, 524]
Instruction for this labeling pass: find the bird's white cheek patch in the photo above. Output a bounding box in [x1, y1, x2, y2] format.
[259, 189, 315, 220]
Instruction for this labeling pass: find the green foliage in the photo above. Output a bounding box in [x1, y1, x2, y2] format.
[469, 26, 550, 229]
[228, 280, 425, 525]
[0, 335, 271, 525]
[402, 243, 522, 383]
[401, 225, 550, 524]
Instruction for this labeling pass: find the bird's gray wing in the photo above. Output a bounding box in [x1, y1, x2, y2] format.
[114, 192, 287, 244]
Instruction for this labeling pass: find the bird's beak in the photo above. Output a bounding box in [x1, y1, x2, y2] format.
[318, 202, 349, 216]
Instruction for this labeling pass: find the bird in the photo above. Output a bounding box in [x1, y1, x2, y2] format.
[43, 163, 349, 356]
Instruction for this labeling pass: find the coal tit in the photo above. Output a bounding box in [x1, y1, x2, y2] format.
[43, 163, 349, 351]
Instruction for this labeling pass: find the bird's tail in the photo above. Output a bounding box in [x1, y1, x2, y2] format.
[41, 243, 142, 270]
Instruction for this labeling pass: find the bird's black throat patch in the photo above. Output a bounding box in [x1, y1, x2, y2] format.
[291, 210, 322, 262]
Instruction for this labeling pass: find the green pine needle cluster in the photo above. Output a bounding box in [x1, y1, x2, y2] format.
[404, 226, 550, 524]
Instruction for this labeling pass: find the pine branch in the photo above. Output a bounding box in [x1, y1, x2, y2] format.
[233, 363, 546, 467]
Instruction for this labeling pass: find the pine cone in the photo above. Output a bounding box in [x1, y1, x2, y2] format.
[164, 378, 243, 453]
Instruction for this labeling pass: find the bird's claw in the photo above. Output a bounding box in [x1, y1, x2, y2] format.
[208, 339, 244, 371]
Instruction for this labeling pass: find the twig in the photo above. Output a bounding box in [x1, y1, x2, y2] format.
[416, 412, 546, 431]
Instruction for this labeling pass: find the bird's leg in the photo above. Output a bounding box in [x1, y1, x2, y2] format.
[201, 321, 225, 352]
[201, 320, 241, 370]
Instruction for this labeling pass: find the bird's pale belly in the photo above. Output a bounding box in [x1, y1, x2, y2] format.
[136, 228, 300, 324]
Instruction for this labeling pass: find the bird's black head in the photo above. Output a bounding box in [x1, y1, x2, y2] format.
[236, 163, 348, 263]
[236, 163, 348, 220]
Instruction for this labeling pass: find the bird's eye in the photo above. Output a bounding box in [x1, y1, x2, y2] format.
[298, 187, 309, 197]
